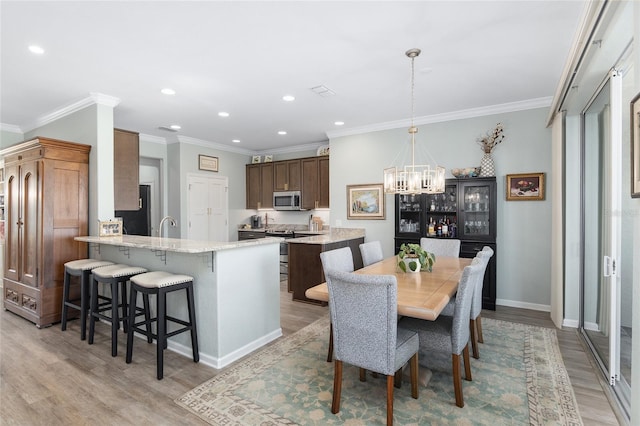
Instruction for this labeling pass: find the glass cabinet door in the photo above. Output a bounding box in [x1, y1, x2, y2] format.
[458, 179, 496, 241]
[395, 194, 423, 237]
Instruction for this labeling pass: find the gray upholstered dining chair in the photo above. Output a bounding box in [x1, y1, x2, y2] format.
[439, 247, 493, 359]
[325, 269, 419, 426]
[359, 240, 384, 267]
[420, 237, 461, 257]
[320, 247, 355, 362]
[399, 260, 483, 408]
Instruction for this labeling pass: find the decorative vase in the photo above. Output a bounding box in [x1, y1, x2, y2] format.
[402, 257, 421, 273]
[479, 152, 495, 177]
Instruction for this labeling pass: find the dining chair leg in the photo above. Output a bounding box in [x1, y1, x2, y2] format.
[359, 368, 367, 382]
[410, 353, 418, 399]
[463, 344, 472, 381]
[386, 374, 394, 426]
[331, 360, 343, 414]
[470, 319, 480, 359]
[327, 323, 334, 362]
[394, 369, 402, 389]
[452, 353, 464, 408]
[476, 316, 484, 343]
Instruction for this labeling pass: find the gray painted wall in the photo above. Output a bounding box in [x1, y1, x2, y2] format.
[330, 107, 553, 309]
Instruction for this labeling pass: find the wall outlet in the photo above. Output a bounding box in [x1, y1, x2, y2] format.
[335, 219, 342, 227]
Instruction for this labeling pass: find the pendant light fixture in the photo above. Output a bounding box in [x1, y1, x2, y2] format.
[383, 48, 445, 194]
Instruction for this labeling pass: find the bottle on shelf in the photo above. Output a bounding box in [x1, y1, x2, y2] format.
[428, 217, 435, 236]
[436, 219, 442, 237]
[442, 216, 449, 237]
[450, 220, 457, 238]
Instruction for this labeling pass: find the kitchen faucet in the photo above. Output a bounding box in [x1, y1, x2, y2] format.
[158, 215, 176, 238]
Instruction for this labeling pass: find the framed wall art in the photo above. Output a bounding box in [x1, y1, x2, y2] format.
[347, 183, 385, 219]
[506, 173, 545, 201]
[252, 155, 261, 164]
[199, 154, 219, 172]
[631, 91, 640, 197]
[99, 219, 123, 237]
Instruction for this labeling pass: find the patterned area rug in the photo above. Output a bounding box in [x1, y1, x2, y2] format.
[176, 316, 583, 425]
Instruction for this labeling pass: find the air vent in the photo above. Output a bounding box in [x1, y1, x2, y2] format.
[158, 126, 178, 132]
[309, 85, 336, 97]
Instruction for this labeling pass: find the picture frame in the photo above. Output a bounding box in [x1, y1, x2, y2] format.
[99, 219, 123, 237]
[506, 172, 545, 201]
[199, 154, 219, 172]
[252, 155, 261, 164]
[631, 91, 640, 198]
[347, 183, 385, 219]
[264, 154, 273, 162]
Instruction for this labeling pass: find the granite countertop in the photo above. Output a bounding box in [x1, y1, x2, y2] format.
[75, 235, 281, 254]
[289, 228, 365, 244]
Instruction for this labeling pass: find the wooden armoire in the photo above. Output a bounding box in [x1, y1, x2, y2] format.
[2, 137, 90, 327]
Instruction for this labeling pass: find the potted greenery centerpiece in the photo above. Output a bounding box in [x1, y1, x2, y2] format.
[397, 243, 435, 273]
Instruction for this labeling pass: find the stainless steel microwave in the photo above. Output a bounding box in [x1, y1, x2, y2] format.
[273, 190, 302, 210]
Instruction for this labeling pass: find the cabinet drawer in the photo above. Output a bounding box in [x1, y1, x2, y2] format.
[4, 279, 40, 314]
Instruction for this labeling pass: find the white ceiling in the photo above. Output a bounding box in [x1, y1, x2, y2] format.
[0, 1, 586, 153]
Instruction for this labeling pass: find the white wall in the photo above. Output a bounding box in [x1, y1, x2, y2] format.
[330, 107, 553, 309]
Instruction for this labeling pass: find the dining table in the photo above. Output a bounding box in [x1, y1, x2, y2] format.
[305, 255, 472, 321]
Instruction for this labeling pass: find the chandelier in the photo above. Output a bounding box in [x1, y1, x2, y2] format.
[383, 48, 445, 194]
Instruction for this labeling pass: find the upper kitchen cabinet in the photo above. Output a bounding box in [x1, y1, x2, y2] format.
[114, 129, 139, 211]
[246, 162, 274, 209]
[273, 159, 301, 191]
[301, 156, 329, 210]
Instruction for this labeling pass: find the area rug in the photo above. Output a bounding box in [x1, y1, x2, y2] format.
[176, 316, 582, 425]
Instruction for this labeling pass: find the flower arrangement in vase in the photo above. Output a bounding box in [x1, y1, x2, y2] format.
[477, 123, 505, 177]
[397, 243, 435, 273]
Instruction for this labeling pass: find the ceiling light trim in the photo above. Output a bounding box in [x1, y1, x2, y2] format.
[22, 92, 121, 133]
[326, 97, 552, 139]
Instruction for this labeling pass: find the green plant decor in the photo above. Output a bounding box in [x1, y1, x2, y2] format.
[397, 243, 436, 272]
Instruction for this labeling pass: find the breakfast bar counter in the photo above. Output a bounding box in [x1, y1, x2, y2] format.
[75, 235, 282, 369]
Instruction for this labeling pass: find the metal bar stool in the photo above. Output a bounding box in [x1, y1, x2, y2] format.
[61, 259, 114, 340]
[125, 271, 199, 380]
[88, 264, 148, 357]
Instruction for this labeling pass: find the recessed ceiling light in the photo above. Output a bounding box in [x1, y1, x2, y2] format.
[232, 139, 241, 143]
[170, 124, 181, 130]
[334, 121, 345, 126]
[282, 95, 295, 102]
[278, 131, 287, 135]
[28, 45, 44, 55]
[161, 88, 176, 95]
[218, 112, 230, 117]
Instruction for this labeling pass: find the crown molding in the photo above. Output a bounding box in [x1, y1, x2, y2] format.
[23, 92, 121, 133]
[139, 133, 167, 145]
[176, 135, 255, 156]
[326, 97, 552, 139]
[255, 141, 326, 156]
[0, 123, 23, 134]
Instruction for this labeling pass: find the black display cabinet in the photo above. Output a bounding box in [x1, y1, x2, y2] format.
[394, 177, 497, 310]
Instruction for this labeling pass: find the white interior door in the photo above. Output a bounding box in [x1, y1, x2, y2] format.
[187, 174, 228, 241]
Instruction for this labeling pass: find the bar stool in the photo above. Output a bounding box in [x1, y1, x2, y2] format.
[126, 271, 199, 380]
[61, 259, 114, 340]
[88, 264, 148, 357]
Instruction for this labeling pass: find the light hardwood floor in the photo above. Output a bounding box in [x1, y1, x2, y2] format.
[0, 281, 622, 425]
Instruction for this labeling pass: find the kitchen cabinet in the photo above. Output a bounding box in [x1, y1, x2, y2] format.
[273, 159, 301, 191]
[246, 162, 273, 209]
[301, 156, 329, 210]
[2, 137, 90, 327]
[394, 177, 497, 309]
[114, 128, 139, 211]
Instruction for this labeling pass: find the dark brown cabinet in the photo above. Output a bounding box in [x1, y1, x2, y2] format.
[114, 128, 139, 211]
[273, 160, 301, 191]
[394, 177, 497, 309]
[2, 137, 90, 327]
[246, 163, 273, 209]
[301, 156, 329, 210]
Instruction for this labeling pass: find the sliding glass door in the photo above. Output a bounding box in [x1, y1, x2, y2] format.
[580, 69, 631, 415]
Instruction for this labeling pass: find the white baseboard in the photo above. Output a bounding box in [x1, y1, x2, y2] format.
[167, 328, 283, 370]
[562, 318, 579, 328]
[496, 298, 551, 312]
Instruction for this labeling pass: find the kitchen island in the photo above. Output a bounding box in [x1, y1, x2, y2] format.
[288, 228, 365, 304]
[75, 235, 281, 369]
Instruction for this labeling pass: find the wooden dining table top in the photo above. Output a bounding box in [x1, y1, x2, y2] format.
[305, 256, 472, 321]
